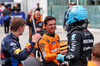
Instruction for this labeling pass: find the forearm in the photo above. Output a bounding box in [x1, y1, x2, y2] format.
[12, 42, 35, 61]
[26, 15, 32, 26]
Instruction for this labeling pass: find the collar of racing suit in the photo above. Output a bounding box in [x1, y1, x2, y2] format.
[10, 32, 19, 41]
[67, 26, 86, 36]
[45, 31, 55, 37]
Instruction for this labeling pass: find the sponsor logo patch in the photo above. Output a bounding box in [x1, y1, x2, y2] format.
[52, 41, 55, 45]
[83, 39, 94, 44]
[10, 42, 17, 47]
[71, 34, 76, 40]
[40, 44, 45, 47]
[41, 47, 44, 50]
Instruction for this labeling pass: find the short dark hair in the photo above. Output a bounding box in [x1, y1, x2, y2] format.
[4, 5, 8, 8]
[37, 3, 39, 5]
[69, 2, 76, 5]
[44, 16, 56, 25]
[92, 42, 100, 60]
[10, 17, 26, 31]
[34, 9, 40, 13]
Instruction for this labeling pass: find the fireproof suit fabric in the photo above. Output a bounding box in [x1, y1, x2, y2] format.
[38, 32, 60, 66]
[26, 15, 45, 43]
[1, 32, 35, 66]
[64, 26, 94, 66]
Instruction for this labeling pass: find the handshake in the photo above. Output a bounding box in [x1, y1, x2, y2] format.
[56, 54, 65, 62]
[56, 54, 69, 66]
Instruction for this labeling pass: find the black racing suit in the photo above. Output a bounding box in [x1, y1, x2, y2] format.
[1, 32, 35, 66]
[64, 26, 94, 66]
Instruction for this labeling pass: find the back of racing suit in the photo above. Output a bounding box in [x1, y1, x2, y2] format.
[64, 26, 94, 66]
[38, 31, 60, 66]
[1, 32, 36, 66]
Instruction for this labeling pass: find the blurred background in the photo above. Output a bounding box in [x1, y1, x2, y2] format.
[0, 0, 100, 28]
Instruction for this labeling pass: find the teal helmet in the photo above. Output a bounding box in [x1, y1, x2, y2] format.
[66, 5, 87, 25]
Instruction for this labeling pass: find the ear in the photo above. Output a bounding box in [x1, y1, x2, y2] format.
[42, 24, 46, 29]
[91, 53, 93, 57]
[18, 26, 22, 31]
[44, 24, 46, 27]
[40, 14, 42, 18]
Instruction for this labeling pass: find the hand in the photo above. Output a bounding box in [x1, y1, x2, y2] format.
[28, 9, 33, 15]
[60, 50, 67, 55]
[36, 28, 41, 32]
[1, 13, 3, 16]
[56, 54, 65, 62]
[56, 54, 62, 61]
[31, 33, 41, 43]
[63, 28, 65, 31]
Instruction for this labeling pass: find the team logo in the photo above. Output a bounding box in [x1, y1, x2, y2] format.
[71, 34, 76, 40]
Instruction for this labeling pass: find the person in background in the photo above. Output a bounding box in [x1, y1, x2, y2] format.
[1, 17, 41, 66]
[1, 5, 11, 35]
[57, 5, 94, 66]
[0, 3, 5, 26]
[13, 4, 21, 14]
[87, 42, 100, 66]
[26, 9, 45, 59]
[34, 3, 43, 18]
[0, 3, 5, 12]
[63, 2, 76, 31]
[26, 9, 45, 43]
[35, 3, 41, 12]
[38, 16, 67, 66]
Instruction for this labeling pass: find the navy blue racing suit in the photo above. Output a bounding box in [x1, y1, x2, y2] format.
[1, 32, 35, 66]
[64, 26, 94, 66]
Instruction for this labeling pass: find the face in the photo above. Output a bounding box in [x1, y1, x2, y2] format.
[34, 11, 40, 21]
[45, 20, 56, 34]
[68, 4, 74, 8]
[37, 3, 39, 7]
[19, 25, 25, 35]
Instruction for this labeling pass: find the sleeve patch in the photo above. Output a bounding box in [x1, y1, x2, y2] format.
[14, 48, 21, 54]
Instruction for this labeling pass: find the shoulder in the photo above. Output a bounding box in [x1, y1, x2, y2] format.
[71, 30, 82, 40]
[39, 34, 49, 43]
[3, 35, 17, 45]
[72, 29, 83, 35]
[1, 37, 17, 50]
[55, 34, 59, 37]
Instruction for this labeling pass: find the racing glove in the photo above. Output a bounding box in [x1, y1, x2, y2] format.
[56, 54, 65, 62]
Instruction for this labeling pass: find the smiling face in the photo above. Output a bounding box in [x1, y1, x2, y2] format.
[34, 11, 40, 21]
[45, 20, 56, 34]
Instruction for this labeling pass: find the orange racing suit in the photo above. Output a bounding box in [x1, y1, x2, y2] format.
[87, 61, 96, 66]
[38, 32, 60, 66]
